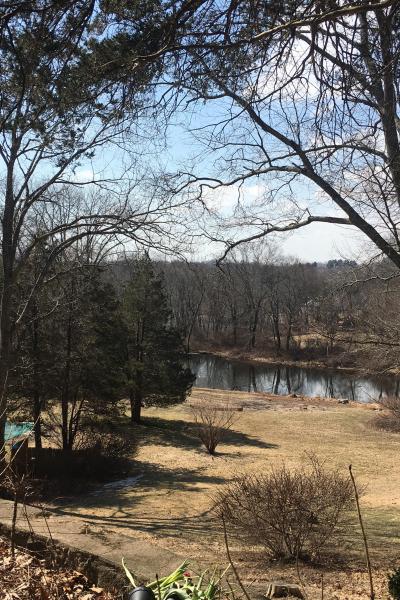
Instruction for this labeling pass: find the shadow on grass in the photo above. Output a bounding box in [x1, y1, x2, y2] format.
[48, 459, 225, 540]
[137, 415, 278, 452]
[44, 414, 278, 543]
[50, 503, 221, 542]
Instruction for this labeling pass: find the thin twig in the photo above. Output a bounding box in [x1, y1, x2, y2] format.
[221, 514, 252, 600]
[349, 465, 374, 600]
[156, 573, 162, 600]
[10, 485, 18, 558]
[295, 550, 308, 600]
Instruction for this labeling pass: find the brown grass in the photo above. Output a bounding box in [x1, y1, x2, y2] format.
[52, 388, 400, 599]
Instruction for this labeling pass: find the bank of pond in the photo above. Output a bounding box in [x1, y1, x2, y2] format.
[188, 354, 400, 403]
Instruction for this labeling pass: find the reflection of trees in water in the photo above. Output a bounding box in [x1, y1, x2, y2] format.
[206, 356, 223, 387]
[286, 368, 291, 394]
[249, 366, 258, 393]
[189, 356, 400, 402]
[191, 356, 233, 390]
[324, 376, 334, 398]
[288, 368, 304, 394]
[269, 367, 305, 395]
[272, 367, 281, 395]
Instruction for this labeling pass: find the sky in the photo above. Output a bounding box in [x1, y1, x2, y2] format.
[269, 221, 364, 263]
[67, 90, 372, 266]
[72, 158, 367, 265]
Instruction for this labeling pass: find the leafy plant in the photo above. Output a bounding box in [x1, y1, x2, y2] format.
[122, 559, 227, 600]
[388, 568, 400, 599]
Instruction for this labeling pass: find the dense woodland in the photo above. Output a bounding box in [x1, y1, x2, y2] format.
[9, 249, 194, 452]
[157, 252, 400, 371]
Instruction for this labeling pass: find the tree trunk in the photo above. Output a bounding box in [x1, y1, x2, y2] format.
[130, 388, 142, 424]
[0, 163, 17, 455]
[273, 367, 281, 395]
[0, 280, 13, 461]
[32, 309, 42, 450]
[286, 321, 292, 352]
[232, 317, 237, 346]
[272, 318, 281, 354]
[249, 303, 261, 349]
[61, 313, 73, 450]
[33, 390, 42, 450]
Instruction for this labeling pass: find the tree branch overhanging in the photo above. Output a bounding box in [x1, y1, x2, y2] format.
[216, 215, 352, 265]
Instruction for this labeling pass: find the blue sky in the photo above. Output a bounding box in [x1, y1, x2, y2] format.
[63, 92, 370, 264]
[71, 133, 366, 264]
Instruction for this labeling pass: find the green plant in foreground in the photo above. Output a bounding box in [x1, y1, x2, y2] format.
[388, 567, 400, 599]
[122, 559, 228, 600]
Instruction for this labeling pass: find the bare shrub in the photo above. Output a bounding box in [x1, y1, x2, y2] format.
[375, 396, 400, 433]
[379, 396, 400, 419]
[190, 401, 237, 455]
[214, 455, 355, 561]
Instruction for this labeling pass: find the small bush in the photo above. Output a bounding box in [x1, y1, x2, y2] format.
[190, 401, 237, 455]
[375, 397, 400, 432]
[379, 396, 400, 418]
[389, 567, 400, 599]
[214, 455, 355, 561]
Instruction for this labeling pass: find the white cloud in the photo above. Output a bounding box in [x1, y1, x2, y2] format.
[70, 169, 95, 183]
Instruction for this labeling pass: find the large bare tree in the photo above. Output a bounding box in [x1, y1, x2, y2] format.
[159, 0, 400, 269]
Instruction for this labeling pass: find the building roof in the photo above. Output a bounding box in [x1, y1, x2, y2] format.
[5, 422, 34, 445]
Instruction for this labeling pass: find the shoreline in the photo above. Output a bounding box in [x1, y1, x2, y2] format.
[189, 348, 400, 378]
[191, 386, 382, 411]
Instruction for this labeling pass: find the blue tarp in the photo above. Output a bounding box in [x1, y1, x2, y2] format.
[4, 421, 34, 442]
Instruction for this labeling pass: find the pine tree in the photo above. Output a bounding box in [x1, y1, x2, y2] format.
[15, 257, 127, 450]
[123, 255, 194, 424]
[52, 268, 127, 450]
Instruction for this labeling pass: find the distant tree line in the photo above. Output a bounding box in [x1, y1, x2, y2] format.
[149, 246, 400, 371]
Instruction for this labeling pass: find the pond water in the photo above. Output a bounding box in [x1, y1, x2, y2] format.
[188, 354, 400, 403]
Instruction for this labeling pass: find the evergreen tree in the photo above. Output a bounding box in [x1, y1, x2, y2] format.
[123, 255, 194, 424]
[12, 239, 62, 449]
[52, 268, 127, 450]
[15, 255, 127, 450]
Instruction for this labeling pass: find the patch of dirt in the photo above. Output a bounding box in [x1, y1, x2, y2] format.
[189, 386, 380, 411]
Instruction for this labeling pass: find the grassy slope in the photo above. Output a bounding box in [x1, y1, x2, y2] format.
[58, 388, 400, 599]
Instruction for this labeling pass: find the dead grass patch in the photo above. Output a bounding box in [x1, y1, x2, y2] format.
[47, 388, 400, 598]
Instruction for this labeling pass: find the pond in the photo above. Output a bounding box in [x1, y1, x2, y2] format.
[188, 354, 400, 403]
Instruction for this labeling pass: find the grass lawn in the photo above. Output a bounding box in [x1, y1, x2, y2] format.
[53, 388, 400, 599]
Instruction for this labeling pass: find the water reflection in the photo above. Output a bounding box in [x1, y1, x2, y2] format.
[188, 354, 399, 403]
